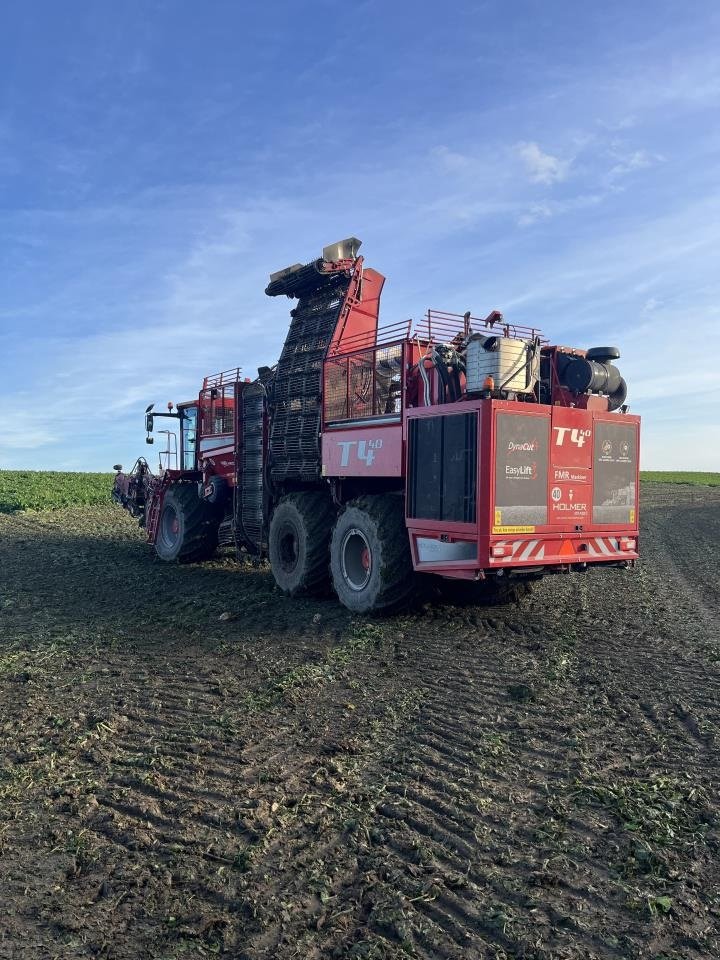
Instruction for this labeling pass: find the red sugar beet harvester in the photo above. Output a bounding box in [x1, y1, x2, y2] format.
[113, 237, 639, 613]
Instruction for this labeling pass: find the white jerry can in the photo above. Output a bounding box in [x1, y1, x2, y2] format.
[465, 335, 539, 393]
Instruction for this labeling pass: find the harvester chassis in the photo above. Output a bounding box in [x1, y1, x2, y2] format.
[113, 238, 639, 614]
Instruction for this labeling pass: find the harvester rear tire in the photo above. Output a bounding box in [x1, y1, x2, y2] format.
[155, 484, 218, 563]
[268, 492, 335, 596]
[330, 494, 414, 614]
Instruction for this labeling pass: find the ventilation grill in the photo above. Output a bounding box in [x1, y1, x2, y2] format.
[408, 413, 477, 523]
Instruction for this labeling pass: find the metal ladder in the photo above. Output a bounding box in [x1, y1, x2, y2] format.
[145, 491, 162, 543]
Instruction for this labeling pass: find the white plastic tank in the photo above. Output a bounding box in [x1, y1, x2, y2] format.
[465, 335, 538, 393]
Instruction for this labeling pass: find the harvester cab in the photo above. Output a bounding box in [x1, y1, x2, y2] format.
[113, 237, 640, 613]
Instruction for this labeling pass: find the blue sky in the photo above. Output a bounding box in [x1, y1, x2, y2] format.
[1, 0, 719, 471]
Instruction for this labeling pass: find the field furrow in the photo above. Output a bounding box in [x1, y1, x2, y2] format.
[1, 487, 718, 958]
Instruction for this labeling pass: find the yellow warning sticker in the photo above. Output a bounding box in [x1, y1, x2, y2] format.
[494, 508, 502, 525]
[492, 525, 536, 534]
[630, 508, 635, 523]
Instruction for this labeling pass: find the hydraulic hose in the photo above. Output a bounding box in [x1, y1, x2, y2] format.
[432, 350, 449, 403]
[418, 351, 433, 406]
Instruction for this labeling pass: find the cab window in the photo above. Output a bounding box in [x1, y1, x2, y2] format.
[180, 406, 198, 470]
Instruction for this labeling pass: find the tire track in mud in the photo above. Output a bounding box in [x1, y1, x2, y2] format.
[0, 612, 411, 958]
[643, 501, 720, 632]
[323, 626, 631, 960]
[296, 502, 720, 959]
[580, 502, 720, 748]
[1, 496, 719, 959]
[0, 508, 363, 957]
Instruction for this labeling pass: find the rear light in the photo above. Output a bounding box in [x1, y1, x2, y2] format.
[619, 538, 636, 552]
[491, 545, 507, 558]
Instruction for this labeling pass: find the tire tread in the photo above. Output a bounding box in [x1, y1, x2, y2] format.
[269, 492, 335, 596]
[331, 494, 414, 613]
[156, 484, 218, 563]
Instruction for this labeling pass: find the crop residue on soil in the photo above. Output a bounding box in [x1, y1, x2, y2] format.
[0, 485, 719, 959]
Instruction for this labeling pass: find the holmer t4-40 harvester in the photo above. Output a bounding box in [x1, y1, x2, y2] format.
[113, 238, 639, 613]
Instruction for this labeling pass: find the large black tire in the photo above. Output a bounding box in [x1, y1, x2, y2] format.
[155, 484, 219, 563]
[330, 495, 414, 614]
[437, 576, 536, 607]
[268, 492, 335, 596]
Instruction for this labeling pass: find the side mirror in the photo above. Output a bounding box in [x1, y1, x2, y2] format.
[145, 413, 153, 433]
[113, 464, 123, 472]
[146, 437, 154, 445]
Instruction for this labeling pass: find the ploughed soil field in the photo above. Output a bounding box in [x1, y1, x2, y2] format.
[1, 483, 719, 960]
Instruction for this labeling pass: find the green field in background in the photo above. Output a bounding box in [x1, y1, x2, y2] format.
[0, 470, 114, 513]
[640, 471, 720, 486]
[1, 469, 718, 514]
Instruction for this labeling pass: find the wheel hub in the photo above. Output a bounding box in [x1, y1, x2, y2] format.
[162, 505, 180, 546]
[278, 524, 299, 572]
[341, 528, 372, 591]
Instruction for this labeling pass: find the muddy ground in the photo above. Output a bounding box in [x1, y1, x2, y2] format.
[0, 483, 718, 959]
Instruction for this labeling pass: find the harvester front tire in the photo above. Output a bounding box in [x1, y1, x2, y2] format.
[155, 485, 218, 563]
[268, 493, 335, 597]
[330, 495, 414, 614]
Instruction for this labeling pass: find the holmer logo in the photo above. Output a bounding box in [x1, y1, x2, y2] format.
[507, 440, 538, 453]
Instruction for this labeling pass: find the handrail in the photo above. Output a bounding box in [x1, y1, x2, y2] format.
[324, 336, 407, 363]
[327, 319, 412, 355]
[203, 367, 243, 389]
[326, 309, 547, 362]
[419, 309, 547, 343]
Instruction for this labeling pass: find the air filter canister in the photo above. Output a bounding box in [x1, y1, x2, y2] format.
[562, 357, 622, 396]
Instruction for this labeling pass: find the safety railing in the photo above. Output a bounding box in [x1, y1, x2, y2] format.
[200, 383, 236, 436]
[324, 341, 405, 424]
[203, 367, 243, 389]
[326, 311, 546, 363]
[327, 319, 413, 356]
[417, 310, 547, 344]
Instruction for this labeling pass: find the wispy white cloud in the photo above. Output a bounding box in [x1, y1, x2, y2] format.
[0, 401, 57, 451]
[4, 168, 719, 471]
[597, 115, 637, 132]
[517, 202, 553, 227]
[3, 6, 720, 474]
[516, 141, 572, 185]
[432, 145, 474, 174]
[606, 147, 664, 182]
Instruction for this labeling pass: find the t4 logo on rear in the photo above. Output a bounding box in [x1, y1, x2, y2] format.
[554, 426, 591, 448]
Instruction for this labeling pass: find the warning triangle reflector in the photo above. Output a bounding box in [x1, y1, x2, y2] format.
[558, 539, 575, 557]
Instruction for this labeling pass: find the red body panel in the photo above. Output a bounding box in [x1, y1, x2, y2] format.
[403, 400, 639, 578]
[328, 265, 385, 355]
[322, 424, 403, 477]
